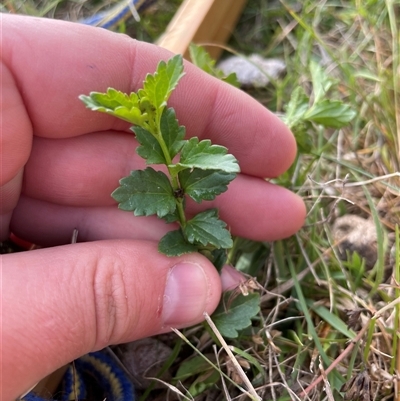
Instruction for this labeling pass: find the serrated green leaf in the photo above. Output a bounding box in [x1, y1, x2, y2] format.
[304, 100, 356, 128]
[79, 88, 147, 126]
[172, 138, 240, 174]
[134, 127, 166, 164]
[84, 88, 138, 109]
[184, 209, 233, 248]
[142, 54, 185, 111]
[160, 108, 186, 159]
[189, 43, 240, 88]
[212, 292, 260, 338]
[158, 230, 199, 256]
[221, 72, 240, 88]
[310, 60, 335, 104]
[132, 108, 185, 164]
[179, 168, 236, 203]
[282, 86, 310, 130]
[161, 211, 180, 224]
[112, 168, 175, 218]
[189, 43, 216, 74]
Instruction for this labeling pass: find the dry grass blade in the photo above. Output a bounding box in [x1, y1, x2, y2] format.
[319, 358, 335, 401]
[203, 313, 262, 401]
[145, 377, 194, 400]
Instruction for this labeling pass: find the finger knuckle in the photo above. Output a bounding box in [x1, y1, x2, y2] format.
[91, 248, 133, 347]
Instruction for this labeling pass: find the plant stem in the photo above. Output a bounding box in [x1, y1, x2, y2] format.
[175, 198, 186, 229]
[155, 117, 187, 229]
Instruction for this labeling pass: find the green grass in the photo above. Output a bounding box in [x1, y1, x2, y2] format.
[4, 0, 400, 399]
[227, 1, 399, 400]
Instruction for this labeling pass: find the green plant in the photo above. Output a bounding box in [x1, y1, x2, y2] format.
[188, 43, 240, 87]
[283, 60, 357, 153]
[80, 55, 240, 269]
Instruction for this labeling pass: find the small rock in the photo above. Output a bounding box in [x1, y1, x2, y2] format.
[217, 55, 286, 87]
[332, 215, 378, 268]
[118, 338, 173, 389]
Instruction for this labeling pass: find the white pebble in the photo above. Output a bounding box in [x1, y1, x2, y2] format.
[217, 55, 286, 87]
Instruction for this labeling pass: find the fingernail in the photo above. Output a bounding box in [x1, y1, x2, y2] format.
[162, 262, 209, 326]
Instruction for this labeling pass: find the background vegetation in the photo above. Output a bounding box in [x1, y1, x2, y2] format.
[2, 0, 399, 400]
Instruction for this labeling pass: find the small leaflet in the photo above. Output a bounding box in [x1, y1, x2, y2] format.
[142, 54, 185, 112]
[134, 127, 166, 164]
[179, 168, 236, 203]
[309, 60, 335, 104]
[184, 209, 233, 249]
[304, 99, 357, 128]
[160, 108, 186, 160]
[112, 168, 176, 218]
[79, 88, 147, 126]
[283, 86, 309, 129]
[189, 43, 239, 88]
[160, 211, 179, 224]
[172, 138, 240, 174]
[158, 230, 199, 256]
[212, 292, 260, 338]
[188, 43, 216, 74]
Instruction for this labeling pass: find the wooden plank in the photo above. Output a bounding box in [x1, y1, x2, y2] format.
[156, 0, 248, 60]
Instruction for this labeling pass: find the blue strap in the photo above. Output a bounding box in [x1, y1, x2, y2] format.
[73, 351, 136, 401]
[21, 349, 135, 401]
[80, 0, 155, 29]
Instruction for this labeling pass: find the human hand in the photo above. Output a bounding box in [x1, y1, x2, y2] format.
[1, 14, 305, 400]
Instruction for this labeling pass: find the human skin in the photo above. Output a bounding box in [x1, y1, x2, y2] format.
[1, 14, 306, 400]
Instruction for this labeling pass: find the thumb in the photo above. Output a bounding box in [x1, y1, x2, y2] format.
[1, 240, 222, 400]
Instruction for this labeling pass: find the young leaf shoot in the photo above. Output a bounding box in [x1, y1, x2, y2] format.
[80, 54, 240, 269]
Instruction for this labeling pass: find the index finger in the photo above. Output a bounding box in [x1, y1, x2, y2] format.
[2, 14, 296, 179]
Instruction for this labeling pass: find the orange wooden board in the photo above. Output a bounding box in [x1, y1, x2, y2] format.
[156, 0, 248, 60]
